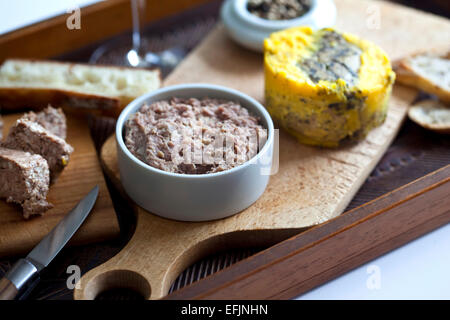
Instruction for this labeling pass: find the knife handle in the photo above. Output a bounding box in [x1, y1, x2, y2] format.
[0, 259, 39, 300]
[0, 278, 18, 300]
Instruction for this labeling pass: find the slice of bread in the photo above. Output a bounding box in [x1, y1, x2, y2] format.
[408, 99, 450, 134]
[395, 48, 450, 103]
[0, 59, 161, 117]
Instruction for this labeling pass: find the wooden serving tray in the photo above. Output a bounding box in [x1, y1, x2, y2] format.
[165, 164, 450, 299]
[71, 0, 450, 300]
[0, 114, 120, 258]
[0, 0, 211, 62]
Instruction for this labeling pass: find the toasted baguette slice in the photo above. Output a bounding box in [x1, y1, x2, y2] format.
[395, 49, 450, 103]
[408, 99, 450, 134]
[0, 59, 161, 117]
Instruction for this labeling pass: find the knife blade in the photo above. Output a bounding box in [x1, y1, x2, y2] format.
[0, 185, 99, 300]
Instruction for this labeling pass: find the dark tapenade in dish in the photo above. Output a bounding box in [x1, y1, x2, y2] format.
[247, 0, 312, 21]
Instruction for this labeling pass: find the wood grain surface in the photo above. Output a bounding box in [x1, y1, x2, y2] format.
[0, 114, 120, 258]
[0, 277, 18, 300]
[73, 0, 450, 300]
[164, 164, 450, 299]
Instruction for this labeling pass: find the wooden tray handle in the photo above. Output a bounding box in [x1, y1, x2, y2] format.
[73, 206, 298, 300]
[74, 210, 171, 300]
[74, 209, 232, 300]
[0, 278, 18, 300]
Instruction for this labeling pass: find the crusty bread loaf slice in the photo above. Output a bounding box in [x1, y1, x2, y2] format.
[408, 99, 450, 134]
[395, 48, 450, 103]
[0, 59, 161, 117]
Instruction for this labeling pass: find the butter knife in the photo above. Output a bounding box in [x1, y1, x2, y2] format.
[0, 185, 99, 300]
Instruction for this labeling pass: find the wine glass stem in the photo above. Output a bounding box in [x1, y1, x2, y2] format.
[131, 0, 146, 54]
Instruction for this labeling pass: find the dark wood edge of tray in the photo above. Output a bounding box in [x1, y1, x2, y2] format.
[0, 0, 211, 62]
[164, 164, 450, 299]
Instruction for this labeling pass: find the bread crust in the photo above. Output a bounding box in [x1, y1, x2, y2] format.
[0, 87, 121, 117]
[0, 59, 162, 117]
[408, 100, 450, 134]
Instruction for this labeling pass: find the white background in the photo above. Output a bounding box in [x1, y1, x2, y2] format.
[0, 0, 100, 35]
[1, 0, 449, 300]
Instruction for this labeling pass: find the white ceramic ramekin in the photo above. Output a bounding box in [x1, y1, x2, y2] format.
[221, 0, 337, 52]
[116, 84, 274, 222]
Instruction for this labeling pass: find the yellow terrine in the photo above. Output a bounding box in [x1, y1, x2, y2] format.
[264, 27, 395, 147]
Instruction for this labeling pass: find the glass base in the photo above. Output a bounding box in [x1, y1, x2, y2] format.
[90, 38, 186, 77]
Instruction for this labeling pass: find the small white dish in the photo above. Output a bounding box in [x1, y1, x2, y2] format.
[221, 0, 337, 52]
[116, 84, 274, 222]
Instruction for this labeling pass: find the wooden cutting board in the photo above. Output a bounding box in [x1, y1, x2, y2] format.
[74, 0, 450, 300]
[0, 114, 120, 258]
